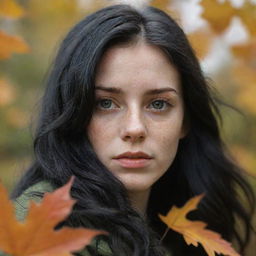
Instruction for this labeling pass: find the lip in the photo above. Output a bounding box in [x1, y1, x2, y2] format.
[113, 151, 153, 168]
[113, 151, 152, 159]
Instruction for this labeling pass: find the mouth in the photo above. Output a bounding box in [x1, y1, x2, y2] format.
[113, 151, 152, 159]
[113, 151, 153, 168]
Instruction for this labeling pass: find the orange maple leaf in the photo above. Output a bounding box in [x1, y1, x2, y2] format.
[0, 177, 106, 256]
[0, 0, 25, 19]
[159, 194, 240, 256]
[0, 30, 30, 59]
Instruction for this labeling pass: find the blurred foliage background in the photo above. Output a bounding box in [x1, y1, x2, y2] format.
[0, 0, 255, 253]
[0, 0, 106, 187]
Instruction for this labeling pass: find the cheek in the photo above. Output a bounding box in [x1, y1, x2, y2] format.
[153, 121, 183, 163]
[159, 133, 180, 158]
[87, 118, 102, 150]
[87, 117, 115, 150]
[153, 119, 183, 144]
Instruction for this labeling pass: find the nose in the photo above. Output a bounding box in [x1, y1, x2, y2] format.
[120, 108, 147, 143]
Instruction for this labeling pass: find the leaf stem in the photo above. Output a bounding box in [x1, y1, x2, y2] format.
[160, 227, 170, 243]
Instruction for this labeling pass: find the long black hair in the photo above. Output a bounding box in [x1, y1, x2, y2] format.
[12, 4, 255, 256]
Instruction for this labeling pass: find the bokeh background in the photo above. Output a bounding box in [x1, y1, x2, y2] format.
[0, 0, 255, 254]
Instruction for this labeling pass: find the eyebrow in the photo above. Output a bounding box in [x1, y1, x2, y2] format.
[95, 86, 178, 95]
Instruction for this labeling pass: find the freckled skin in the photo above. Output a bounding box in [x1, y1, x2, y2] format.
[88, 42, 186, 197]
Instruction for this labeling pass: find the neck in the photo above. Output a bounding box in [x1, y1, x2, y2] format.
[127, 189, 151, 218]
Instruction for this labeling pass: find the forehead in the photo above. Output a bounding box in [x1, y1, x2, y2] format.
[95, 42, 181, 94]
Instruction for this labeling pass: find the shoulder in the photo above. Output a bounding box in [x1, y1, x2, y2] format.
[14, 180, 55, 221]
[0, 181, 56, 256]
[12, 180, 113, 256]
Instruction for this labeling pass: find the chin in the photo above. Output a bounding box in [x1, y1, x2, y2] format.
[114, 173, 158, 193]
[122, 182, 152, 193]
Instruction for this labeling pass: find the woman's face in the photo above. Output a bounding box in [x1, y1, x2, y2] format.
[88, 42, 186, 194]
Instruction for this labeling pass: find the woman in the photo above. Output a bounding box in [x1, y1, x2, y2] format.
[6, 3, 255, 256]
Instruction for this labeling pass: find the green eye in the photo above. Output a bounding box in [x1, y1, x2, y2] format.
[99, 99, 113, 109]
[151, 100, 166, 110]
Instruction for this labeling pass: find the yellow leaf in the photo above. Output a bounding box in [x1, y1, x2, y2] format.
[237, 1, 256, 37]
[0, 79, 16, 106]
[201, 0, 256, 37]
[0, 30, 30, 59]
[159, 195, 240, 256]
[187, 29, 214, 59]
[151, 0, 172, 10]
[150, 0, 179, 18]
[231, 64, 256, 114]
[231, 39, 256, 69]
[0, 0, 25, 19]
[200, 0, 236, 34]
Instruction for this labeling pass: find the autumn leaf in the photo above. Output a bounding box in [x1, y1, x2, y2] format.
[200, 0, 256, 37]
[150, 0, 180, 22]
[0, 79, 16, 106]
[0, 30, 30, 59]
[231, 39, 256, 68]
[237, 1, 256, 37]
[0, 177, 106, 256]
[187, 29, 214, 59]
[200, 0, 236, 34]
[151, 0, 172, 10]
[159, 195, 240, 256]
[231, 64, 256, 115]
[0, 0, 25, 19]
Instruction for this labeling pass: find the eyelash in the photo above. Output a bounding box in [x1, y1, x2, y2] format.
[148, 99, 172, 112]
[95, 98, 173, 112]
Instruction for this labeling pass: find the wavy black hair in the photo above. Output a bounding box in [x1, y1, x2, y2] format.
[12, 4, 255, 256]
